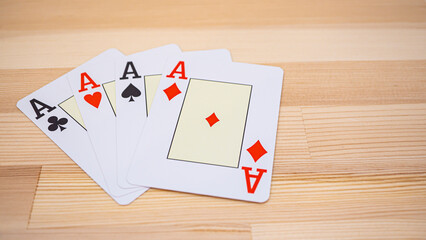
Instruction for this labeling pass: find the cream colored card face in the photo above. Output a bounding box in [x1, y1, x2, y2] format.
[102, 81, 117, 114]
[128, 55, 284, 203]
[58, 96, 86, 129]
[168, 79, 252, 168]
[144, 74, 162, 114]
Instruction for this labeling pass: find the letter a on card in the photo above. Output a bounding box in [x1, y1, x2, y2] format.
[29, 99, 56, 119]
[119, 61, 142, 80]
[166, 61, 188, 79]
[242, 167, 267, 194]
[79, 72, 100, 92]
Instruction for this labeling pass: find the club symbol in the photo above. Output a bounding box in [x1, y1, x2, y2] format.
[122, 83, 141, 102]
[48, 116, 68, 132]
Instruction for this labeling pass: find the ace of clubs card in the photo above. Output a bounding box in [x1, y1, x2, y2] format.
[17, 74, 146, 205]
[128, 55, 284, 202]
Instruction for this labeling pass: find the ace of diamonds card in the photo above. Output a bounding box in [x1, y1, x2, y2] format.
[128, 56, 284, 202]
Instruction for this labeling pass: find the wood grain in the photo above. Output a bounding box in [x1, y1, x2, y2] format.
[29, 165, 426, 228]
[1, 60, 425, 112]
[27, 103, 426, 229]
[251, 220, 426, 240]
[1, 0, 425, 239]
[0, 166, 40, 231]
[1, 26, 425, 69]
[1, 0, 425, 31]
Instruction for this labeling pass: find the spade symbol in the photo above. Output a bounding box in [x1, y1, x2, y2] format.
[48, 116, 68, 132]
[122, 83, 141, 102]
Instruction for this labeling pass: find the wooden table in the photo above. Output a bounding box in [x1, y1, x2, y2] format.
[1, 1, 425, 239]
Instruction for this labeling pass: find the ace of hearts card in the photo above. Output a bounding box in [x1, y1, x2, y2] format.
[67, 49, 147, 197]
[127, 55, 284, 202]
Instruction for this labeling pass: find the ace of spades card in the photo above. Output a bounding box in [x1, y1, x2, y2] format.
[128, 55, 284, 202]
[17, 74, 146, 205]
[115, 44, 181, 189]
[115, 46, 233, 189]
[67, 49, 147, 197]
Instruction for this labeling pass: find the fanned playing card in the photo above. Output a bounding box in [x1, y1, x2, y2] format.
[127, 54, 284, 202]
[67, 49, 147, 197]
[115, 47, 233, 189]
[116, 44, 181, 189]
[17, 74, 145, 205]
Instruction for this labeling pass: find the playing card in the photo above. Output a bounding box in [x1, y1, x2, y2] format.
[115, 44, 180, 189]
[67, 49, 146, 197]
[127, 55, 284, 202]
[115, 46, 232, 189]
[17, 74, 145, 205]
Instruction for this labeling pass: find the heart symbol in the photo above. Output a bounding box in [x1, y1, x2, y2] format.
[84, 92, 102, 108]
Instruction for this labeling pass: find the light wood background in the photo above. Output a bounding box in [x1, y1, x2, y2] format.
[1, 0, 426, 239]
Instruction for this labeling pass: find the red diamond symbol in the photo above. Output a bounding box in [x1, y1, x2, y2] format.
[247, 140, 267, 162]
[163, 83, 181, 101]
[206, 112, 219, 127]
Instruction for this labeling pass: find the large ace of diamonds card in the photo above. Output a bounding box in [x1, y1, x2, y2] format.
[128, 56, 284, 202]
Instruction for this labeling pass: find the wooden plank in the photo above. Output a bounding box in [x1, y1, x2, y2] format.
[1, 60, 425, 113]
[29, 165, 426, 231]
[275, 106, 311, 160]
[0, 0, 425, 31]
[281, 61, 426, 106]
[3, 224, 251, 240]
[251, 220, 426, 240]
[1, 26, 426, 69]
[0, 112, 74, 166]
[303, 104, 426, 159]
[0, 165, 249, 238]
[280, 103, 426, 175]
[0, 68, 69, 112]
[0, 166, 40, 231]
